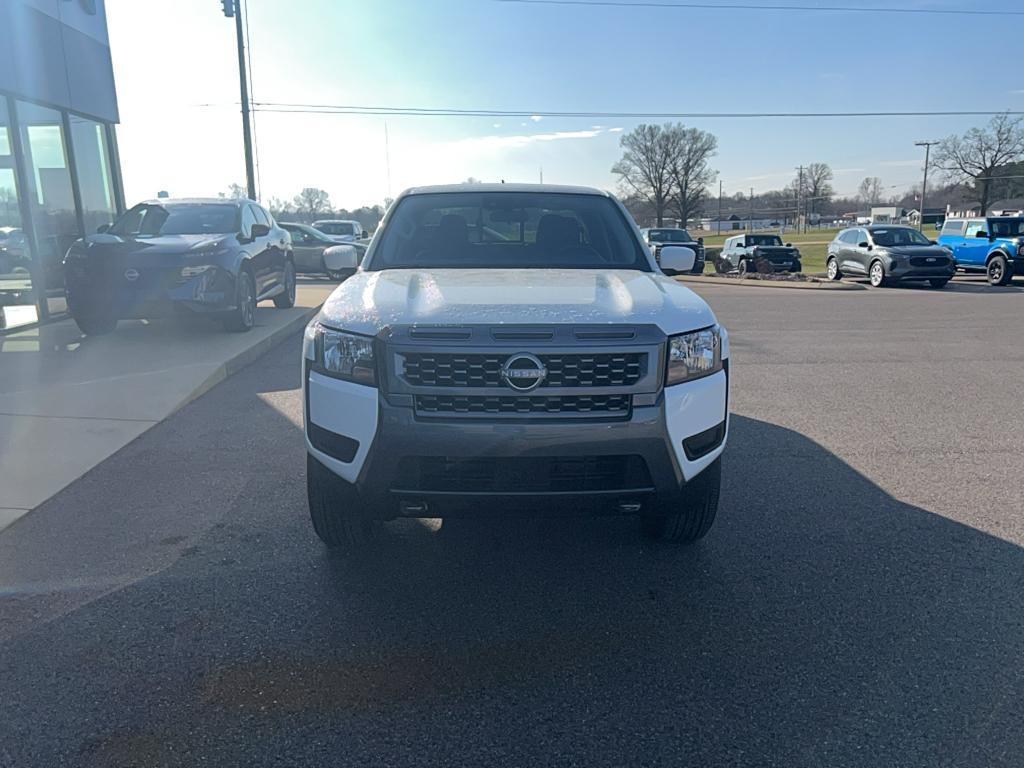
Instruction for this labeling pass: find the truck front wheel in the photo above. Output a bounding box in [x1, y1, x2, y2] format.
[640, 458, 721, 543]
[988, 253, 1011, 286]
[307, 453, 379, 550]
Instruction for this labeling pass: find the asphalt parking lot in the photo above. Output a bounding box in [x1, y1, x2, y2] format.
[2, 277, 1023, 767]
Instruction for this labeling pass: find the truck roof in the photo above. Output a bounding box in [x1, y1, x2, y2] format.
[402, 183, 612, 197]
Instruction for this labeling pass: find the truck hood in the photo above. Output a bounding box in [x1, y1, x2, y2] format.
[317, 269, 717, 336]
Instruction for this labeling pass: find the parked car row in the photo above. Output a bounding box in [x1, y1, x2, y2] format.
[825, 218, 1024, 288]
[62, 198, 367, 335]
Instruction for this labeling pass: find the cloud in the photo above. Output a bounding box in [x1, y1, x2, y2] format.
[449, 129, 605, 152]
[833, 167, 865, 174]
[742, 170, 792, 182]
[530, 115, 543, 122]
[608, 127, 624, 133]
[1010, 89, 1024, 95]
[492, 122, 502, 128]
[878, 159, 921, 167]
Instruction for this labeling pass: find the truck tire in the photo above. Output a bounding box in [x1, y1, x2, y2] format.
[987, 253, 1011, 286]
[640, 457, 721, 543]
[738, 259, 750, 275]
[307, 453, 379, 550]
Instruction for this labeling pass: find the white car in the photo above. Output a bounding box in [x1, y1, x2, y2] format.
[302, 184, 729, 550]
[312, 219, 364, 242]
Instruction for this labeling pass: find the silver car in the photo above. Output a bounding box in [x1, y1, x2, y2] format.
[280, 222, 366, 280]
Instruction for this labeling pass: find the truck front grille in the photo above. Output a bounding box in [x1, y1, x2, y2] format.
[415, 393, 631, 417]
[401, 352, 645, 388]
[393, 455, 653, 493]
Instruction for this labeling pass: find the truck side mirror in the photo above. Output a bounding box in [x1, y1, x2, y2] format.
[975, 230, 989, 238]
[323, 244, 359, 274]
[658, 245, 696, 273]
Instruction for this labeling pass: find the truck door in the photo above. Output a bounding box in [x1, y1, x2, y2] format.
[960, 220, 991, 268]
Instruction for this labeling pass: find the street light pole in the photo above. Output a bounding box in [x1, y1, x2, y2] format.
[223, 0, 256, 200]
[914, 140, 939, 232]
[717, 180, 723, 235]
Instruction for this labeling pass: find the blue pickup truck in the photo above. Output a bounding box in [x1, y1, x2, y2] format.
[937, 216, 1024, 286]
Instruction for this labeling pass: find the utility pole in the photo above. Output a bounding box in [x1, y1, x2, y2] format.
[915, 140, 939, 232]
[748, 187, 754, 232]
[795, 166, 805, 233]
[222, 0, 256, 200]
[717, 180, 723, 235]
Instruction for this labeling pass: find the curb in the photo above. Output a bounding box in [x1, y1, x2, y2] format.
[676, 275, 867, 291]
[169, 305, 320, 416]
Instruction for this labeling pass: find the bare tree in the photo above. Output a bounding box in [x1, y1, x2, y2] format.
[668, 127, 717, 226]
[934, 113, 1024, 215]
[858, 176, 884, 205]
[222, 182, 246, 199]
[293, 187, 333, 220]
[803, 163, 834, 213]
[266, 196, 293, 219]
[787, 163, 834, 215]
[612, 124, 680, 226]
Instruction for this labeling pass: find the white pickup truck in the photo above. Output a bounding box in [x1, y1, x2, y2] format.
[302, 184, 730, 550]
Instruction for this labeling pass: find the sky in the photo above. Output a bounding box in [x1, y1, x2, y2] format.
[105, 0, 1024, 210]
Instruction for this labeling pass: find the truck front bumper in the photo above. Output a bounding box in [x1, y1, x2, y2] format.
[304, 365, 729, 518]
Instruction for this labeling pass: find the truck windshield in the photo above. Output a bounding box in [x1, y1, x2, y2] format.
[748, 235, 783, 246]
[370, 192, 649, 270]
[316, 222, 355, 236]
[990, 219, 1024, 237]
[648, 229, 692, 242]
[871, 228, 932, 246]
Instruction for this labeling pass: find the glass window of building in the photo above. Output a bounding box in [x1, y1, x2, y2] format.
[0, 99, 36, 330]
[68, 115, 117, 235]
[16, 100, 81, 319]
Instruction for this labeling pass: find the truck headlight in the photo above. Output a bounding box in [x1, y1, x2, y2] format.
[304, 322, 377, 386]
[666, 325, 722, 386]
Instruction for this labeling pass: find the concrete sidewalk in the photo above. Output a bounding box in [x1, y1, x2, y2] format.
[0, 281, 333, 530]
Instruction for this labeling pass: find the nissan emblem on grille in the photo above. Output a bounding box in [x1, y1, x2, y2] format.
[500, 353, 547, 392]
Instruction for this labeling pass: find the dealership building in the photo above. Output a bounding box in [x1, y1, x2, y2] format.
[0, 0, 124, 331]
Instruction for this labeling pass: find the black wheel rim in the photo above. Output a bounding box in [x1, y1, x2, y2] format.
[990, 261, 1003, 282]
[241, 277, 254, 327]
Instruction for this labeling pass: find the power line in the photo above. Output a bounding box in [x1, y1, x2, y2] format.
[250, 102, 1024, 120]
[491, 0, 1024, 17]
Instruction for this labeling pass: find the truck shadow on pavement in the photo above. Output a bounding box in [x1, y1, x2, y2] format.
[2, 345, 1023, 767]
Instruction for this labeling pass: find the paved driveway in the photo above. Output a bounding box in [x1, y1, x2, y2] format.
[1, 281, 1022, 767]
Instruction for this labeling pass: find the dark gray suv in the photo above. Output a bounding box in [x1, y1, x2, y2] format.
[827, 225, 956, 288]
